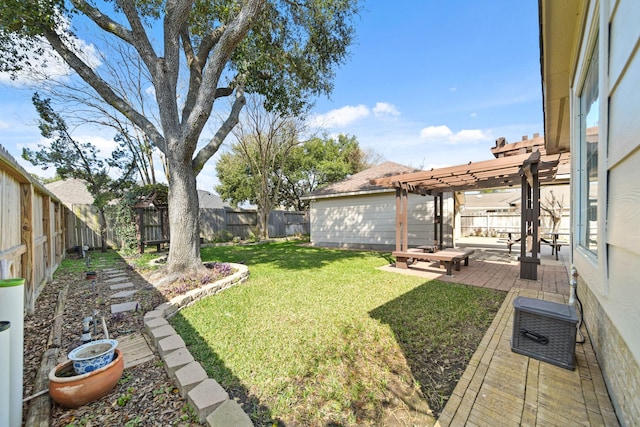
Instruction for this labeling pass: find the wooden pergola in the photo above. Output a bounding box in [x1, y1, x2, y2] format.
[133, 191, 170, 253]
[372, 150, 570, 280]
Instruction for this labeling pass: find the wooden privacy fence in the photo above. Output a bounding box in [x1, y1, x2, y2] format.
[67, 205, 310, 249]
[0, 145, 67, 314]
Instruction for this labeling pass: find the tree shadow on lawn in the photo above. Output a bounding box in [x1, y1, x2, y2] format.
[201, 240, 394, 271]
[170, 311, 277, 426]
[369, 280, 506, 417]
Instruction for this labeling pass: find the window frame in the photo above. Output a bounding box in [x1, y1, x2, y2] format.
[570, 0, 609, 293]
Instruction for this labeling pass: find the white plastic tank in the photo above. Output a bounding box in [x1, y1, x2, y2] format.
[0, 278, 24, 427]
[0, 321, 10, 427]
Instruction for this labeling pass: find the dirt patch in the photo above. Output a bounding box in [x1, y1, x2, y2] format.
[22, 251, 203, 426]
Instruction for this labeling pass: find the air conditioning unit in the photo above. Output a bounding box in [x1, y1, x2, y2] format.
[511, 296, 578, 370]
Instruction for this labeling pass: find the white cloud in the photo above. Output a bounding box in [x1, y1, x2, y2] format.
[373, 102, 400, 117]
[0, 120, 9, 129]
[309, 104, 370, 128]
[450, 129, 490, 143]
[420, 125, 491, 145]
[420, 125, 453, 139]
[449, 86, 458, 92]
[470, 112, 478, 118]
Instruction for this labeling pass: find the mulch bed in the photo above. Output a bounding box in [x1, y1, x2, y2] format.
[22, 251, 204, 426]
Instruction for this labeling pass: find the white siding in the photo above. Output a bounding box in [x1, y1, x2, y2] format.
[309, 191, 453, 250]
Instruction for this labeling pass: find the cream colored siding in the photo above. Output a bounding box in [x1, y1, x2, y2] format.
[569, 0, 640, 424]
[309, 192, 452, 250]
[599, 0, 640, 362]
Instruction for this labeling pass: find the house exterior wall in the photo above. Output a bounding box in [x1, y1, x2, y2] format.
[568, 1, 640, 424]
[309, 191, 453, 250]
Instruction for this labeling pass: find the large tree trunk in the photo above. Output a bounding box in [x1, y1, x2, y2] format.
[165, 151, 202, 274]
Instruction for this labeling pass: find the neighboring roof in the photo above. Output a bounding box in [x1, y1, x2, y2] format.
[45, 178, 94, 206]
[301, 161, 421, 200]
[198, 189, 228, 209]
[372, 151, 571, 194]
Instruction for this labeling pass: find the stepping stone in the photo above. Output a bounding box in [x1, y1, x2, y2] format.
[105, 277, 129, 283]
[110, 282, 134, 290]
[102, 268, 122, 273]
[111, 301, 140, 314]
[110, 290, 138, 299]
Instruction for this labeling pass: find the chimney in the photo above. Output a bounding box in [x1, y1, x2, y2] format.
[533, 132, 540, 138]
[522, 135, 528, 141]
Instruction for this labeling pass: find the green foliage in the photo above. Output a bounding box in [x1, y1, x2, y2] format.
[110, 183, 169, 256]
[106, 203, 138, 256]
[0, 0, 66, 78]
[280, 133, 370, 210]
[216, 132, 369, 210]
[22, 94, 135, 211]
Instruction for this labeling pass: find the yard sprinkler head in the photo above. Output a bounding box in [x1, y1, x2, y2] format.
[85, 255, 91, 267]
[91, 279, 96, 293]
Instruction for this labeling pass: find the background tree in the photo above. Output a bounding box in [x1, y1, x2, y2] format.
[279, 133, 374, 210]
[216, 95, 303, 239]
[1, 0, 360, 277]
[541, 189, 565, 232]
[216, 132, 374, 213]
[23, 94, 136, 251]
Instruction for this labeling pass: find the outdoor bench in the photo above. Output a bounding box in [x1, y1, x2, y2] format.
[392, 248, 475, 276]
[139, 239, 170, 254]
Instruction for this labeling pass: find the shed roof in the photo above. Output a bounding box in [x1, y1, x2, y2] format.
[302, 161, 421, 200]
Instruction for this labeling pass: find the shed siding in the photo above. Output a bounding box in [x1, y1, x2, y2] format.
[309, 192, 452, 250]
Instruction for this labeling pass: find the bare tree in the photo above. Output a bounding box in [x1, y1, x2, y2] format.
[541, 189, 565, 232]
[230, 95, 305, 239]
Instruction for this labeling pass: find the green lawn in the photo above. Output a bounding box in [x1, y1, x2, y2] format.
[170, 241, 505, 426]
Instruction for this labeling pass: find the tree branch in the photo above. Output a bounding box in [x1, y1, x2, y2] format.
[42, 28, 167, 153]
[180, 25, 226, 123]
[111, 0, 162, 81]
[192, 87, 246, 175]
[70, 0, 135, 44]
[183, 0, 266, 147]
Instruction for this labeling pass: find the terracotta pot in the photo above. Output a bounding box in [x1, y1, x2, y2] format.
[48, 348, 124, 408]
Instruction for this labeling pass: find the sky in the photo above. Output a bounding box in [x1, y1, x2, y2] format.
[0, 1, 543, 193]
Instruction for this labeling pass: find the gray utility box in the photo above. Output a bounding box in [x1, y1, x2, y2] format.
[511, 296, 578, 370]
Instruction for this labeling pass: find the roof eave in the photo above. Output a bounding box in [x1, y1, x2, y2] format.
[539, 0, 584, 154]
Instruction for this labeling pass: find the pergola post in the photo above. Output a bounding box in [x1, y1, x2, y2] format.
[519, 154, 541, 280]
[433, 192, 444, 249]
[395, 185, 409, 252]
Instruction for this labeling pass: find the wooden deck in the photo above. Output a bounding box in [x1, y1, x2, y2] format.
[381, 247, 620, 426]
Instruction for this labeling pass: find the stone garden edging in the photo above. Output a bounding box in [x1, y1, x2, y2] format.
[143, 263, 253, 426]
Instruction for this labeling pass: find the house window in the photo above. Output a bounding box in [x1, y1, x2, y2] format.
[579, 39, 599, 256]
